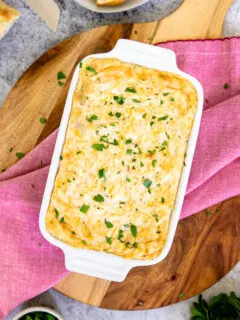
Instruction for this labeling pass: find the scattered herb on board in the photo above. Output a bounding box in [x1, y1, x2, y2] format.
[80, 204, 90, 214]
[9, 147, 13, 152]
[86, 66, 97, 74]
[179, 292, 184, 299]
[125, 87, 137, 93]
[93, 194, 104, 202]
[57, 71, 66, 80]
[19, 311, 58, 320]
[113, 95, 125, 105]
[16, 152, 25, 159]
[40, 117, 47, 124]
[190, 292, 240, 320]
[224, 83, 229, 89]
[58, 81, 64, 86]
[105, 219, 113, 228]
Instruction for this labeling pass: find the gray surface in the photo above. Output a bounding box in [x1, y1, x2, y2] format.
[1, 0, 240, 319]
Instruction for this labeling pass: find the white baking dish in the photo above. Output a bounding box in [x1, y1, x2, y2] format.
[39, 39, 203, 282]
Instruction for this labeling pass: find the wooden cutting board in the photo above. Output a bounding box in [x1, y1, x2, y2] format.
[1, 0, 239, 310]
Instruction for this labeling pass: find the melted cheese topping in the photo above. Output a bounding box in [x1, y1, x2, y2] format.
[46, 58, 198, 260]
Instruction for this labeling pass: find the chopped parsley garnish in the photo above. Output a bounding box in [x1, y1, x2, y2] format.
[148, 149, 156, 155]
[58, 81, 64, 86]
[93, 194, 104, 202]
[40, 117, 47, 124]
[91, 143, 105, 151]
[87, 114, 98, 122]
[127, 149, 132, 154]
[106, 236, 112, 245]
[120, 201, 126, 204]
[132, 98, 141, 103]
[143, 179, 152, 188]
[16, 152, 25, 159]
[140, 161, 144, 167]
[125, 87, 137, 93]
[86, 66, 97, 74]
[98, 168, 105, 179]
[158, 115, 168, 121]
[152, 159, 157, 167]
[113, 95, 125, 105]
[150, 121, 154, 126]
[160, 100, 164, 104]
[116, 112, 122, 118]
[108, 111, 113, 116]
[179, 292, 184, 299]
[153, 214, 159, 222]
[79, 61, 83, 68]
[142, 113, 147, 119]
[9, 147, 13, 152]
[82, 240, 87, 246]
[72, 231, 76, 235]
[170, 97, 175, 102]
[161, 197, 165, 203]
[105, 219, 113, 228]
[57, 71, 66, 80]
[224, 83, 229, 89]
[133, 242, 138, 248]
[163, 92, 170, 96]
[60, 217, 65, 223]
[125, 241, 131, 248]
[100, 136, 119, 146]
[117, 229, 124, 242]
[60, 155, 63, 160]
[165, 132, 170, 139]
[131, 224, 137, 237]
[126, 177, 131, 182]
[125, 139, 132, 144]
[122, 161, 125, 166]
[80, 204, 90, 214]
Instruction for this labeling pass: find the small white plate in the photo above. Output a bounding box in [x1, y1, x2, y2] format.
[73, 0, 148, 13]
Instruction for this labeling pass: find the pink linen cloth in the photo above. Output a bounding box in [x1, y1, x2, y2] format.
[1, 37, 240, 318]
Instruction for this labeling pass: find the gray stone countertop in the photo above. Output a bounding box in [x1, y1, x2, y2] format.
[2, 0, 240, 319]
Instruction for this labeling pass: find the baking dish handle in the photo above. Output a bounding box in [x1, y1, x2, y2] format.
[64, 251, 132, 282]
[110, 39, 178, 72]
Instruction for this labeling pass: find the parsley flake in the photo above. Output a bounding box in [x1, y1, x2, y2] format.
[87, 114, 98, 122]
[132, 98, 141, 103]
[152, 159, 157, 167]
[93, 194, 104, 202]
[60, 217, 65, 223]
[105, 219, 113, 228]
[163, 92, 170, 96]
[224, 83, 229, 89]
[82, 240, 87, 246]
[143, 179, 152, 188]
[140, 161, 144, 167]
[113, 95, 125, 105]
[161, 197, 165, 203]
[9, 147, 13, 152]
[131, 224, 137, 237]
[127, 149, 132, 154]
[153, 214, 159, 222]
[80, 204, 90, 214]
[158, 115, 168, 121]
[106, 236, 112, 245]
[79, 61, 83, 68]
[98, 168, 105, 179]
[133, 242, 138, 248]
[91, 144, 105, 151]
[126, 139, 132, 144]
[116, 112, 122, 118]
[125, 87, 137, 93]
[126, 177, 131, 182]
[58, 81, 64, 86]
[86, 66, 97, 74]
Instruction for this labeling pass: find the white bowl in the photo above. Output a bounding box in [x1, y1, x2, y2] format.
[39, 39, 204, 282]
[73, 0, 148, 13]
[12, 306, 63, 320]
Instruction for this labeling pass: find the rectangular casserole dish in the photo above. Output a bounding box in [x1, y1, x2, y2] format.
[39, 39, 204, 282]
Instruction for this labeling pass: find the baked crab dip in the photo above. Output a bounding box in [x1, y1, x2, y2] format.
[46, 58, 198, 260]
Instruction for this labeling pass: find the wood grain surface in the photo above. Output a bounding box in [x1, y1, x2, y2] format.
[0, 0, 238, 311]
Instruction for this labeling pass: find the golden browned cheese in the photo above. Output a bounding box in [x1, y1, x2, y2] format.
[46, 58, 198, 260]
[0, 0, 20, 39]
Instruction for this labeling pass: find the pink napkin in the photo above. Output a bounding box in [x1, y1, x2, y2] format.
[1, 37, 240, 318]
